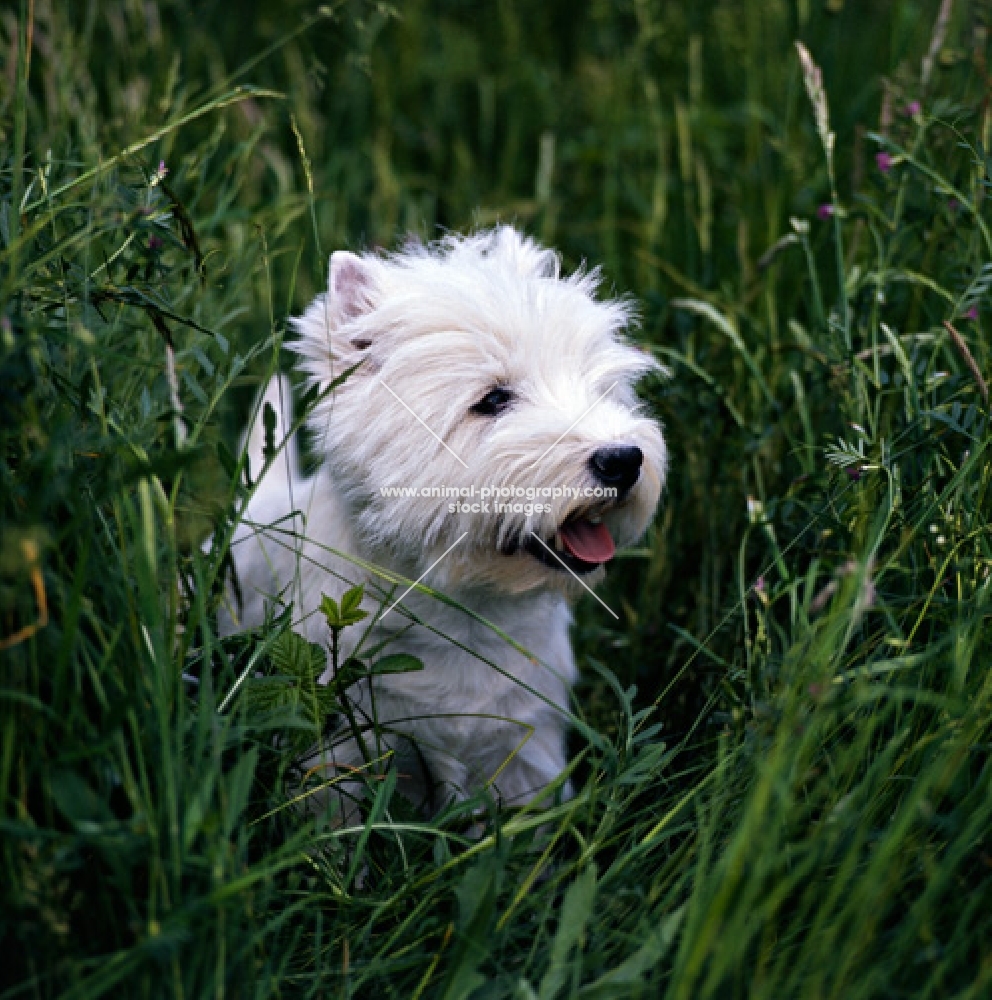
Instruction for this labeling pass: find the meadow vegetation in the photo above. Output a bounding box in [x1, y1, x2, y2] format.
[3, 0, 992, 996]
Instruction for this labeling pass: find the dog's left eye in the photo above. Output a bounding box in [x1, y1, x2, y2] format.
[471, 387, 513, 416]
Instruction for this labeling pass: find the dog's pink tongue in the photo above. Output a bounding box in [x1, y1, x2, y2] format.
[559, 520, 615, 564]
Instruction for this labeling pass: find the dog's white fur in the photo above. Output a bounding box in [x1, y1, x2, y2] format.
[222, 227, 666, 812]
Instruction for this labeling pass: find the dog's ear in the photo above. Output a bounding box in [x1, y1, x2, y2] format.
[291, 252, 383, 379]
[329, 252, 378, 337]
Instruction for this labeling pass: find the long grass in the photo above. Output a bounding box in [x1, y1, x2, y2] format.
[3, 1, 992, 996]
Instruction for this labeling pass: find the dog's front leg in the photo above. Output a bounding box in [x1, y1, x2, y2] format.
[484, 714, 572, 808]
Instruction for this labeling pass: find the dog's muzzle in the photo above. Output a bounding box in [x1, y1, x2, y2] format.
[498, 443, 647, 576]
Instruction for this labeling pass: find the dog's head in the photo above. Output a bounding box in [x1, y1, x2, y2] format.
[291, 227, 667, 594]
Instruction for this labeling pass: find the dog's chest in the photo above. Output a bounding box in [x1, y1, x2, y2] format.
[360, 592, 577, 723]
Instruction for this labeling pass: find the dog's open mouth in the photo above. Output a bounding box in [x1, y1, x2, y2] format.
[525, 516, 616, 575]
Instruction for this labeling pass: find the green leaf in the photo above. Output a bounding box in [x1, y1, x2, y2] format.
[319, 593, 340, 626]
[320, 588, 368, 628]
[442, 850, 507, 1000]
[49, 771, 113, 827]
[576, 905, 684, 998]
[222, 748, 258, 839]
[239, 629, 336, 752]
[262, 400, 277, 462]
[340, 583, 365, 617]
[182, 767, 218, 852]
[268, 629, 324, 683]
[329, 656, 368, 691]
[372, 653, 425, 675]
[339, 608, 369, 627]
[539, 864, 598, 1000]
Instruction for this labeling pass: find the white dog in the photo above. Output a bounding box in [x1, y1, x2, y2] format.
[223, 227, 666, 814]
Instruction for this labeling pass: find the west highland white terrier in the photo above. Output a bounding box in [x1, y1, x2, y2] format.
[224, 226, 667, 815]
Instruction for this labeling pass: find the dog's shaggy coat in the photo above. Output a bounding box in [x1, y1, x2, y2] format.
[224, 227, 666, 811]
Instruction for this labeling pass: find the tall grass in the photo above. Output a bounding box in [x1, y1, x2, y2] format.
[2, 0, 992, 996]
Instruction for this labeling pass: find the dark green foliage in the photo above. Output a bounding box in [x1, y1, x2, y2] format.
[3, 1, 992, 997]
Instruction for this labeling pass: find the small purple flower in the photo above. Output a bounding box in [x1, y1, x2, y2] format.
[904, 100, 922, 117]
[754, 576, 766, 595]
[157, 160, 168, 177]
[845, 466, 863, 481]
[965, 305, 979, 322]
[148, 235, 163, 251]
[817, 203, 835, 220]
[876, 152, 893, 174]
[948, 198, 960, 213]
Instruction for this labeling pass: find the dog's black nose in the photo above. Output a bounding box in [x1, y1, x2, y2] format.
[589, 445, 643, 492]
